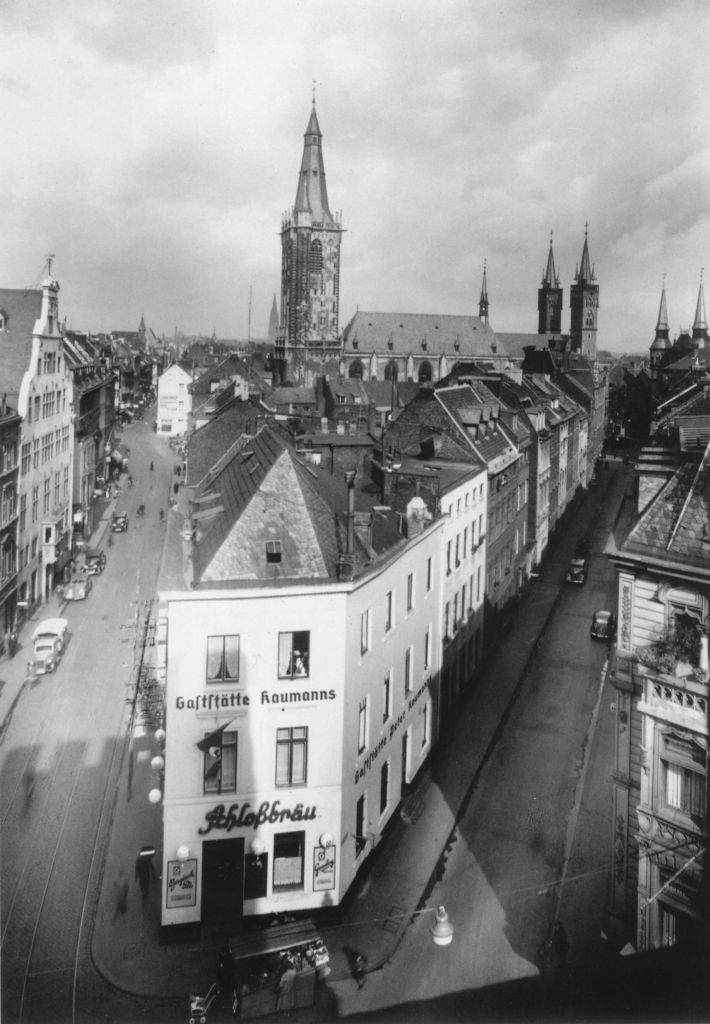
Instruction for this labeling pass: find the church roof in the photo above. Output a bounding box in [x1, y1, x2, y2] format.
[342, 311, 505, 360]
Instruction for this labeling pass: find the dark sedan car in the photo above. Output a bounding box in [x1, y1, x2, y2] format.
[83, 548, 106, 574]
[566, 556, 588, 584]
[111, 512, 129, 532]
[591, 609, 616, 640]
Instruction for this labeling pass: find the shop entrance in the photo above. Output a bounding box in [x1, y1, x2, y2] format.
[202, 837, 244, 924]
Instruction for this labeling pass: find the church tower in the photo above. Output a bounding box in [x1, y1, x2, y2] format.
[537, 233, 562, 334]
[649, 279, 672, 393]
[275, 94, 344, 382]
[478, 260, 490, 324]
[569, 225, 599, 357]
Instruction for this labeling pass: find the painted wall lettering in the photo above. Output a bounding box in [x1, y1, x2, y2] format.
[176, 692, 249, 710]
[198, 800, 317, 835]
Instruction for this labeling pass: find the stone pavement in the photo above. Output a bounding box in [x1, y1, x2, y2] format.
[88, 471, 626, 1021]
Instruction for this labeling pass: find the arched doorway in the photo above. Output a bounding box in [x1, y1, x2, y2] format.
[384, 360, 398, 382]
[348, 359, 365, 379]
[418, 360, 433, 382]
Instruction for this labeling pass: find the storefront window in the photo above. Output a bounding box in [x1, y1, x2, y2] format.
[273, 831, 304, 890]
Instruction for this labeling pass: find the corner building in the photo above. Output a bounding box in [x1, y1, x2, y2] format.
[158, 425, 443, 932]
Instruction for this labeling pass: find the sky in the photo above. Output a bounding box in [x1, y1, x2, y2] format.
[1, 0, 709, 353]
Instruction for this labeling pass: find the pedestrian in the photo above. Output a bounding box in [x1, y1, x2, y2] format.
[113, 868, 129, 922]
[217, 945, 234, 993]
[135, 849, 156, 900]
[353, 953, 367, 989]
[550, 920, 569, 967]
[128, 475, 133, 488]
[149, 461, 154, 472]
[276, 964, 297, 1016]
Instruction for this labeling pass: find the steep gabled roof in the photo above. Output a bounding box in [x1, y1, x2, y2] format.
[624, 444, 710, 570]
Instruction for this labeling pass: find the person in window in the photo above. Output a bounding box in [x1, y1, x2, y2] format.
[292, 650, 306, 676]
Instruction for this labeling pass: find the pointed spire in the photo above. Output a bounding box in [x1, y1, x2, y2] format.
[478, 259, 489, 323]
[542, 231, 560, 287]
[294, 93, 335, 225]
[693, 269, 707, 336]
[578, 222, 593, 281]
[656, 275, 669, 332]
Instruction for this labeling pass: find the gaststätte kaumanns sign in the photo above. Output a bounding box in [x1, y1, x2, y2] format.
[175, 687, 336, 710]
[199, 799, 317, 835]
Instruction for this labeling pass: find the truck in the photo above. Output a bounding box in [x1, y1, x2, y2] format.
[29, 617, 69, 675]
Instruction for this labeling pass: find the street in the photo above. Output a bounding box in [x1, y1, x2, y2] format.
[354, 466, 628, 1017]
[0, 416, 174, 1024]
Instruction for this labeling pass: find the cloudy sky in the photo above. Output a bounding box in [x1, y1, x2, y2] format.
[2, 0, 708, 352]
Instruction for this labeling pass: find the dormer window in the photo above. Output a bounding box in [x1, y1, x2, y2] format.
[266, 540, 282, 563]
[421, 340, 427, 351]
[0, 310, 7, 331]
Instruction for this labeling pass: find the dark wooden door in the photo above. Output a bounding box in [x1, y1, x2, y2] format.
[201, 837, 244, 924]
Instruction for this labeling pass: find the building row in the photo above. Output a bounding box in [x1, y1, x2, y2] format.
[156, 344, 607, 933]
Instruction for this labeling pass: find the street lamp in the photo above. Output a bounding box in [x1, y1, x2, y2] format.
[430, 906, 454, 946]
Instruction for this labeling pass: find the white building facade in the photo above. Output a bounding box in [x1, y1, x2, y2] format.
[156, 362, 192, 436]
[159, 512, 444, 932]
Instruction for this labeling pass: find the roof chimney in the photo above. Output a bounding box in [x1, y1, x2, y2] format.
[338, 470, 357, 581]
[406, 496, 429, 538]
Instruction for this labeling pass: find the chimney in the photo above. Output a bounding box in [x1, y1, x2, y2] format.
[406, 496, 428, 538]
[338, 470, 357, 581]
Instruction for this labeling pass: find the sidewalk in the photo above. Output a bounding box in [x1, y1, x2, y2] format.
[89, 473, 621, 1017]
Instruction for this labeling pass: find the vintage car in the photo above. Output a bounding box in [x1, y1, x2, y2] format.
[566, 556, 589, 585]
[83, 548, 106, 575]
[111, 511, 129, 532]
[591, 609, 617, 640]
[63, 575, 92, 601]
[29, 618, 69, 675]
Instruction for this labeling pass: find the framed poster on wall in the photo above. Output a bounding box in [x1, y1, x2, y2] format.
[166, 858, 198, 908]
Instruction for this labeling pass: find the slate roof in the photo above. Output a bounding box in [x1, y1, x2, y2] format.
[183, 398, 266, 488]
[0, 288, 43, 400]
[342, 311, 505, 360]
[190, 354, 252, 396]
[180, 424, 415, 589]
[623, 445, 710, 571]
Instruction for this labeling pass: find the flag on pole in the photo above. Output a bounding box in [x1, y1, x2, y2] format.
[196, 722, 232, 754]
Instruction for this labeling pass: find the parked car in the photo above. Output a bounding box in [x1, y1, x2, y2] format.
[29, 617, 68, 675]
[83, 548, 106, 575]
[63, 575, 92, 601]
[111, 511, 129, 532]
[566, 556, 588, 585]
[591, 609, 617, 640]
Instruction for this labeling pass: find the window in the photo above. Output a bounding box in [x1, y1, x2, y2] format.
[32, 438, 39, 469]
[380, 760, 390, 815]
[278, 631, 310, 677]
[446, 540, 452, 575]
[385, 591, 393, 633]
[455, 535, 460, 567]
[355, 794, 366, 855]
[19, 494, 26, 532]
[206, 635, 240, 683]
[663, 761, 705, 819]
[407, 572, 414, 611]
[444, 601, 450, 638]
[203, 730, 237, 794]
[273, 831, 304, 890]
[276, 727, 308, 786]
[424, 627, 430, 670]
[404, 647, 412, 694]
[266, 540, 282, 563]
[361, 609, 370, 655]
[477, 567, 482, 602]
[453, 594, 458, 629]
[358, 697, 368, 753]
[427, 556, 432, 592]
[422, 700, 431, 747]
[21, 443, 30, 475]
[43, 477, 50, 514]
[383, 670, 392, 723]
[463, 527, 468, 559]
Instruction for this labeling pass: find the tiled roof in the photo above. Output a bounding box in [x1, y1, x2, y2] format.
[0, 288, 43, 398]
[342, 311, 506, 360]
[190, 354, 252, 396]
[624, 448, 710, 570]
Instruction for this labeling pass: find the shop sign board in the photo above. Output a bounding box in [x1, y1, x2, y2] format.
[166, 858, 198, 908]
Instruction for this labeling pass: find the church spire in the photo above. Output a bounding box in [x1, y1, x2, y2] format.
[692, 269, 707, 344]
[293, 93, 336, 226]
[478, 260, 489, 323]
[577, 222, 594, 282]
[542, 232, 560, 287]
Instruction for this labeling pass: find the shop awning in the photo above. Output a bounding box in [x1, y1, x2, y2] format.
[228, 921, 321, 962]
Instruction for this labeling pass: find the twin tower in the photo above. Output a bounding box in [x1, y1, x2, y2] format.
[275, 99, 599, 371]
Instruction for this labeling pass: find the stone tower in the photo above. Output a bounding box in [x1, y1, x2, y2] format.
[537, 234, 563, 334]
[569, 226, 599, 357]
[275, 97, 344, 382]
